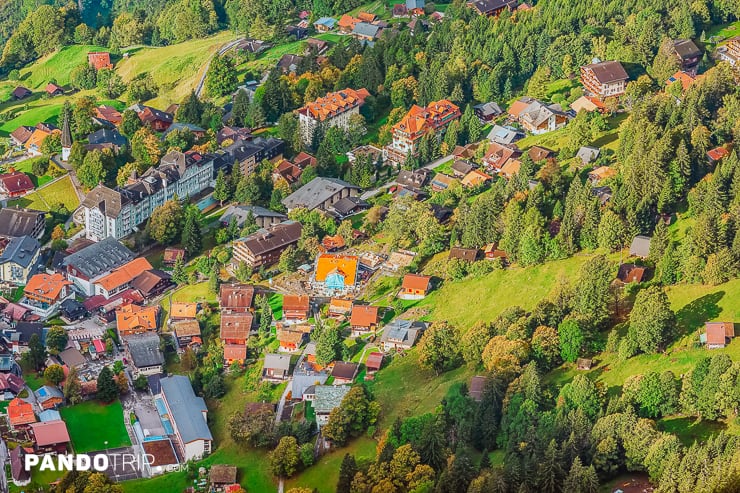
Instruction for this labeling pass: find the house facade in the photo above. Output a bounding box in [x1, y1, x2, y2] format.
[297, 88, 370, 145]
[231, 221, 302, 268]
[385, 100, 461, 164]
[0, 235, 40, 285]
[580, 61, 629, 100]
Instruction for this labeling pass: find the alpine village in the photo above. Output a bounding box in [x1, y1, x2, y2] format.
[0, 0, 735, 492]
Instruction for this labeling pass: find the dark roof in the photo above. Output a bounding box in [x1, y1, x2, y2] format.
[62, 237, 134, 278]
[126, 333, 164, 368]
[673, 39, 701, 60]
[277, 54, 304, 71]
[10, 125, 34, 144]
[469, 0, 517, 14]
[221, 205, 286, 226]
[61, 114, 72, 148]
[583, 60, 629, 83]
[237, 221, 302, 257]
[451, 160, 475, 175]
[210, 464, 238, 484]
[0, 235, 39, 268]
[449, 247, 478, 262]
[12, 86, 32, 99]
[12, 322, 43, 344]
[10, 446, 30, 483]
[159, 375, 212, 443]
[469, 375, 487, 401]
[282, 177, 360, 211]
[88, 128, 127, 148]
[331, 196, 368, 216]
[81, 185, 129, 219]
[331, 361, 359, 380]
[60, 299, 87, 318]
[396, 169, 432, 189]
[131, 269, 171, 296]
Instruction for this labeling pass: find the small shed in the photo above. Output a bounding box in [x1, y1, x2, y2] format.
[576, 358, 593, 370]
[365, 352, 383, 373]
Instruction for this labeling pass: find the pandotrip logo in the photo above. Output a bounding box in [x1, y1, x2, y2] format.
[25, 453, 153, 472]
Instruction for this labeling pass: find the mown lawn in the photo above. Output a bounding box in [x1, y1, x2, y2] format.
[8, 175, 80, 211]
[159, 281, 216, 322]
[60, 400, 131, 453]
[23, 371, 44, 391]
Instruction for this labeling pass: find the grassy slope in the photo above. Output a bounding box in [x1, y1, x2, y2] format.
[115, 32, 235, 108]
[8, 175, 80, 211]
[60, 400, 131, 453]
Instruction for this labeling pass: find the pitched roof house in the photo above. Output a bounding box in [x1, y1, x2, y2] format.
[312, 254, 359, 294]
[0, 207, 45, 240]
[125, 332, 164, 376]
[0, 171, 35, 198]
[8, 397, 36, 428]
[0, 235, 40, 285]
[88, 51, 113, 70]
[580, 60, 629, 100]
[11, 86, 32, 100]
[283, 295, 310, 322]
[704, 322, 735, 349]
[263, 353, 291, 380]
[116, 303, 160, 337]
[232, 221, 302, 268]
[158, 375, 213, 462]
[399, 274, 432, 299]
[29, 419, 71, 453]
[282, 177, 361, 212]
[93, 257, 153, 299]
[350, 305, 380, 335]
[219, 284, 255, 313]
[380, 319, 426, 351]
[331, 361, 359, 384]
[629, 235, 652, 258]
[314, 385, 351, 426]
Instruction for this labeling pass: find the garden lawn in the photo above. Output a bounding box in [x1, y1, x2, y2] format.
[8, 175, 80, 212]
[159, 281, 216, 323]
[23, 372, 44, 391]
[269, 292, 284, 320]
[16, 45, 108, 89]
[60, 400, 131, 453]
[0, 101, 64, 136]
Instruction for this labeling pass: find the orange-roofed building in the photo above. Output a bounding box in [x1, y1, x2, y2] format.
[93, 257, 153, 299]
[328, 298, 353, 317]
[312, 253, 359, 295]
[24, 128, 58, 156]
[170, 302, 198, 320]
[283, 295, 310, 322]
[666, 71, 699, 92]
[399, 274, 432, 300]
[220, 312, 253, 345]
[588, 166, 618, 184]
[116, 303, 160, 337]
[23, 273, 72, 316]
[499, 158, 522, 179]
[88, 52, 113, 70]
[8, 397, 36, 428]
[704, 322, 736, 349]
[338, 14, 359, 32]
[277, 329, 306, 352]
[385, 100, 461, 163]
[350, 305, 380, 335]
[297, 88, 370, 145]
[94, 105, 122, 126]
[461, 169, 492, 188]
[322, 234, 346, 252]
[357, 12, 377, 22]
[224, 343, 247, 365]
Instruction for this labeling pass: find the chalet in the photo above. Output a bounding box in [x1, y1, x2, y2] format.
[707, 146, 730, 165]
[314, 17, 337, 32]
[10, 125, 34, 147]
[22, 272, 73, 318]
[273, 159, 303, 185]
[580, 60, 629, 100]
[263, 353, 291, 381]
[59, 348, 85, 369]
[24, 126, 58, 155]
[617, 264, 646, 283]
[396, 169, 432, 190]
[352, 22, 381, 43]
[277, 54, 304, 74]
[588, 166, 617, 184]
[592, 186, 613, 206]
[163, 247, 185, 267]
[329, 196, 369, 219]
[467, 0, 517, 16]
[210, 465, 238, 491]
[365, 352, 383, 373]
[220, 284, 255, 313]
[35, 385, 64, 410]
[329, 298, 353, 318]
[224, 343, 247, 365]
[0, 372, 24, 395]
[629, 235, 652, 259]
[170, 302, 198, 321]
[130, 269, 173, 299]
[0, 208, 45, 240]
[473, 101, 503, 122]
[431, 173, 456, 192]
[486, 125, 523, 145]
[306, 38, 329, 55]
[8, 397, 36, 428]
[461, 169, 492, 188]
[484, 243, 507, 261]
[399, 274, 432, 300]
[277, 329, 306, 352]
[131, 104, 173, 131]
[338, 14, 359, 33]
[232, 221, 302, 269]
[385, 100, 461, 163]
[577, 146, 600, 165]
[449, 247, 478, 262]
[672, 39, 702, 75]
[331, 361, 359, 385]
[86, 128, 128, 153]
[45, 83, 63, 97]
[88, 52, 112, 70]
[30, 420, 71, 454]
[93, 105, 122, 126]
[0, 171, 34, 198]
[172, 320, 201, 349]
[393, 3, 408, 16]
[221, 205, 287, 229]
[508, 97, 568, 134]
[125, 332, 164, 376]
[451, 160, 475, 178]
[576, 358, 593, 370]
[220, 312, 253, 347]
[470, 376, 488, 401]
[314, 385, 351, 427]
[283, 177, 360, 212]
[321, 235, 345, 252]
[11, 86, 31, 100]
[283, 295, 311, 322]
[380, 319, 426, 351]
[236, 38, 270, 54]
[528, 146, 555, 162]
[350, 305, 380, 336]
[704, 322, 735, 349]
[286, 25, 308, 39]
[2, 321, 43, 353]
[500, 159, 522, 179]
[717, 36, 740, 73]
[116, 304, 160, 337]
[312, 254, 359, 295]
[162, 122, 206, 140]
[483, 142, 522, 171]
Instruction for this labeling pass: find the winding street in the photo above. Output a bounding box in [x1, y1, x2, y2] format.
[194, 38, 245, 97]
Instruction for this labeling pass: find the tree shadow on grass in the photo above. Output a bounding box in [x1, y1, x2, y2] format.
[675, 291, 725, 340]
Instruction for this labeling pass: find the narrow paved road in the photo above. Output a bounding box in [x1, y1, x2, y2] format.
[195, 38, 245, 97]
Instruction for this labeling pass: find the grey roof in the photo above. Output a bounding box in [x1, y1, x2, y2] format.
[38, 409, 61, 422]
[0, 207, 44, 238]
[313, 385, 351, 414]
[88, 128, 127, 148]
[380, 319, 426, 347]
[519, 100, 567, 128]
[62, 237, 134, 278]
[314, 17, 337, 28]
[35, 385, 63, 403]
[629, 235, 652, 258]
[282, 177, 360, 211]
[221, 205, 286, 227]
[59, 348, 85, 368]
[406, 0, 425, 8]
[353, 22, 381, 39]
[486, 125, 521, 145]
[80, 185, 129, 219]
[474, 102, 503, 117]
[264, 353, 291, 371]
[126, 333, 164, 369]
[162, 123, 205, 138]
[331, 196, 368, 216]
[292, 366, 328, 399]
[0, 235, 39, 268]
[160, 375, 212, 443]
[577, 146, 600, 164]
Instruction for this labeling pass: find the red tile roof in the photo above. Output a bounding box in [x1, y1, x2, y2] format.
[30, 420, 71, 446]
[350, 305, 379, 327]
[402, 274, 432, 291]
[706, 322, 734, 346]
[0, 171, 34, 194]
[8, 398, 36, 426]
